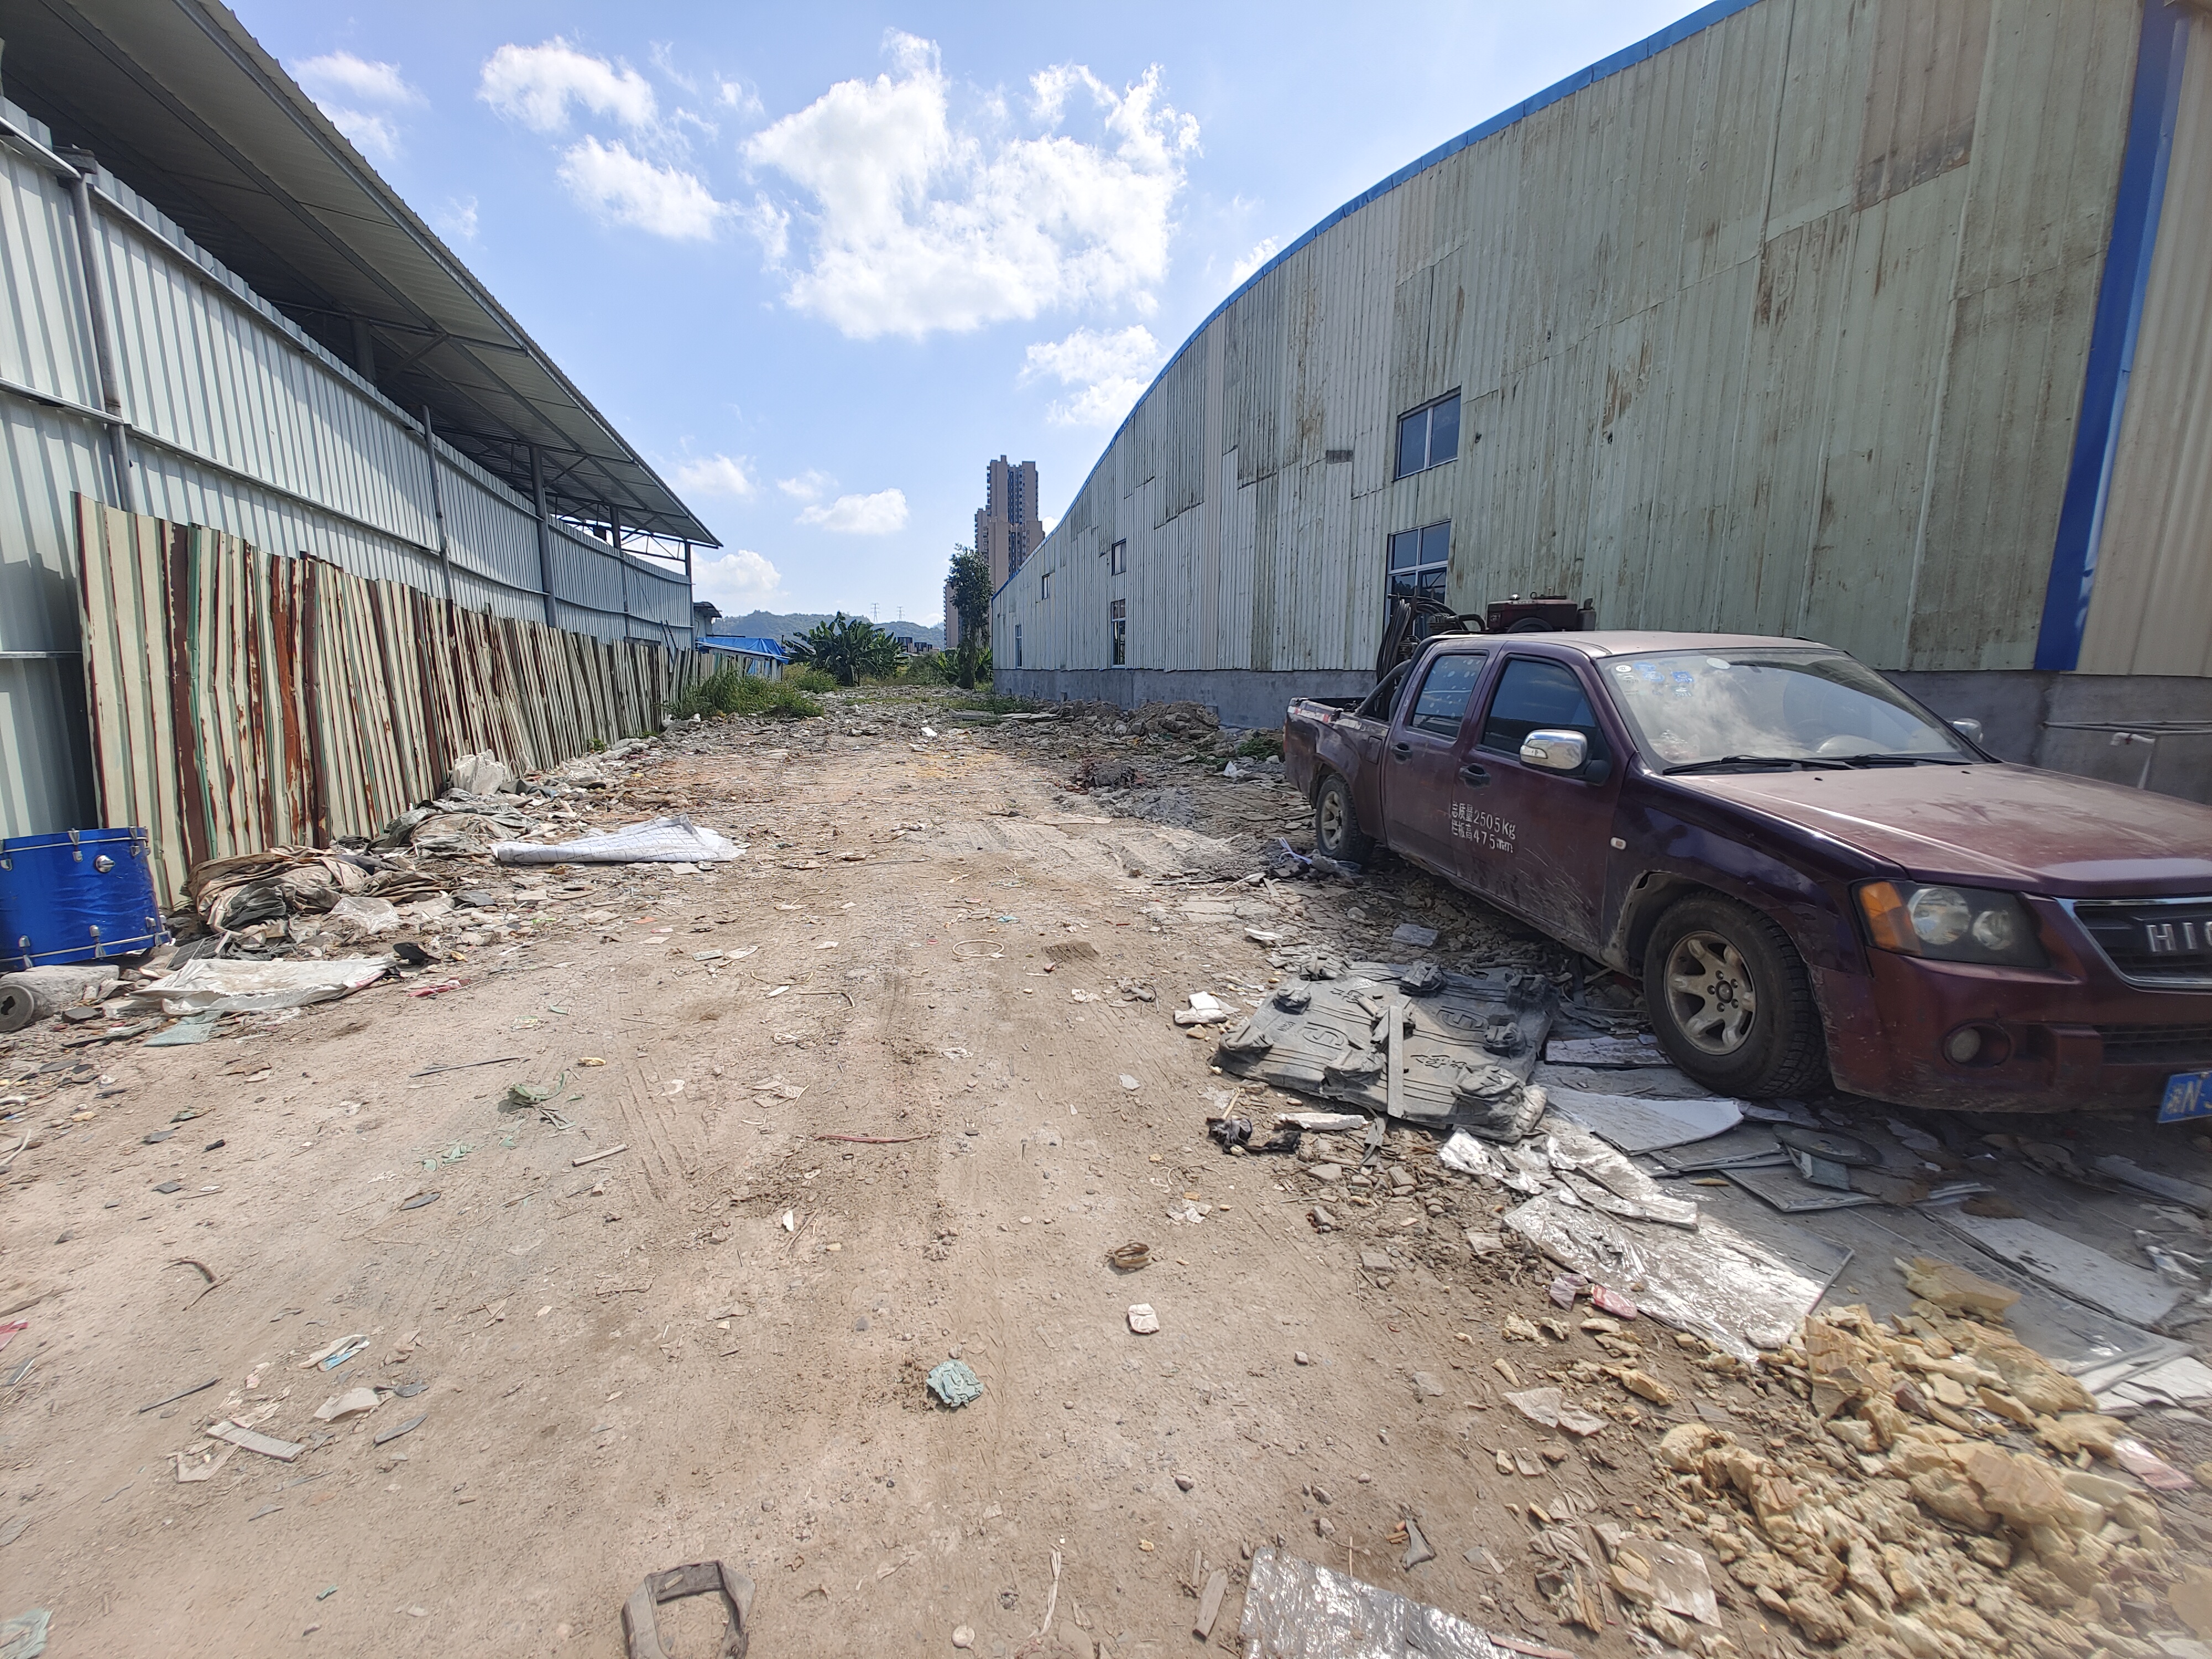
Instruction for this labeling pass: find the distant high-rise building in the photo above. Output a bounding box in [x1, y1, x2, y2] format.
[943, 575, 962, 651]
[974, 456, 1042, 593]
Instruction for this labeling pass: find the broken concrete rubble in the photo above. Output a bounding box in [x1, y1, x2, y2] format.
[1650, 1280, 2204, 1653]
[1213, 959, 1553, 1136]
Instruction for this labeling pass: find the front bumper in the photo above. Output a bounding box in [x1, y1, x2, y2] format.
[1814, 910, 2212, 1113]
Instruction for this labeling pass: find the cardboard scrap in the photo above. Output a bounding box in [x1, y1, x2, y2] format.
[207, 1420, 304, 1462]
[1501, 1386, 1607, 1437]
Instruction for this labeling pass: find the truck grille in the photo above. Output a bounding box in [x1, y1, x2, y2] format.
[2069, 896, 2212, 988]
[2095, 1023, 2212, 1067]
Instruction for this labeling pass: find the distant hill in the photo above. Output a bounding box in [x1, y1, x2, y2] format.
[708, 611, 943, 646]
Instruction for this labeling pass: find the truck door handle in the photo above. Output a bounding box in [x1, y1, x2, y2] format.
[1458, 764, 1489, 787]
[1392, 742, 1411, 758]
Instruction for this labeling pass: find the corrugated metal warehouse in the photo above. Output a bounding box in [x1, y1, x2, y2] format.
[996, 0, 2212, 799]
[0, 0, 706, 839]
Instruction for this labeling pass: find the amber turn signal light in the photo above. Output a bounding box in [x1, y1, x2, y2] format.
[1857, 881, 1915, 953]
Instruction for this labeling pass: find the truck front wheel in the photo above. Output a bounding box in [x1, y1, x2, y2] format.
[1642, 894, 1828, 1097]
[1313, 773, 1374, 865]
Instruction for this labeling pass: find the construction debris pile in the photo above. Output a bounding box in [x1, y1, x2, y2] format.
[1640, 1274, 2210, 1657]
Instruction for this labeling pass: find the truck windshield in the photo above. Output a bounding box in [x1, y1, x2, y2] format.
[1596, 649, 1974, 771]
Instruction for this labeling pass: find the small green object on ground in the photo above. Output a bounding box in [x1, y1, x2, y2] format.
[926, 1359, 983, 1408]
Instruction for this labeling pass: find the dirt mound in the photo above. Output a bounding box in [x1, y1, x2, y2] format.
[1072, 755, 1145, 790]
[1120, 700, 1219, 739]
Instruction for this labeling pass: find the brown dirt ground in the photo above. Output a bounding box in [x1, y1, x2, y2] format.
[0, 691, 2200, 1658]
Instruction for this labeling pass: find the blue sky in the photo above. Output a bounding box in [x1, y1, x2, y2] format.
[234, 1, 1695, 625]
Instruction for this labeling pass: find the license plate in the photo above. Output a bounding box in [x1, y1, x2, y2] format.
[2159, 1071, 2212, 1123]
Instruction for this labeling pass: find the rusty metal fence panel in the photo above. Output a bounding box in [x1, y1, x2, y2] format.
[76, 498, 697, 906]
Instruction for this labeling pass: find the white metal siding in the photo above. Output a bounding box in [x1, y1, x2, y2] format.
[997, 0, 2150, 686]
[0, 98, 693, 834]
[2077, 8, 2212, 676]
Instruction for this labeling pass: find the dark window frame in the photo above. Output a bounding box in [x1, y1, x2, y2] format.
[1394, 390, 1462, 479]
[1477, 655, 1610, 767]
[1406, 650, 1490, 739]
[1109, 597, 1128, 667]
[1107, 539, 1126, 575]
[1386, 520, 1452, 609]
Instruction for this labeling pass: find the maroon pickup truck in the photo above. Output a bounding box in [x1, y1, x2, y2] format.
[1284, 632, 2212, 1115]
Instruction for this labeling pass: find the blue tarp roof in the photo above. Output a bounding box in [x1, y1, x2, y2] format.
[700, 635, 787, 659]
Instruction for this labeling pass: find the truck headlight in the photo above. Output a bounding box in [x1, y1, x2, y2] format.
[1857, 882, 2044, 967]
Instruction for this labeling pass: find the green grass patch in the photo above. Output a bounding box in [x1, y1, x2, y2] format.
[669, 665, 824, 721]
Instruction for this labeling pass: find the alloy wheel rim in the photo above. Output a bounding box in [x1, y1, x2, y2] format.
[1664, 930, 1756, 1055]
[1318, 791, 1345, 851]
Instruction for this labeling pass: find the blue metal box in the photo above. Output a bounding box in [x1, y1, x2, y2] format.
[0, 828, 169, 969]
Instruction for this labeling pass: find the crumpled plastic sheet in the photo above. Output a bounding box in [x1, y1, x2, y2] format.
[1503, 1186, 1846, 1363]
[1238, 1548, 1507, 1658]
[492, 815, 747, 866]
[127, 955, 393, 1014]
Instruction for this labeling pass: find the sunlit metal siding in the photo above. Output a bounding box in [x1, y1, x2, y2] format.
[0, 98, 698, 835]
[998, 0, 2153, 690]
[2078, 8, 2212, 677]
[77, 503, 697, 905]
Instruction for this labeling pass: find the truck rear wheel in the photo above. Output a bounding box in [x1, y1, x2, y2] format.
[1642, 894, 1828, 1097]
[1313, 773, 1374, 865]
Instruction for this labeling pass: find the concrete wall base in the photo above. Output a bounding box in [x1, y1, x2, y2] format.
[994, 669, 1373, 732]
[998, 666, 2212, 802]
[1891, 671, 2212, 803]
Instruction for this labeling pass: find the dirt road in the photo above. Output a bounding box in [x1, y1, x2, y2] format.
[2, 693, 2200, 1659]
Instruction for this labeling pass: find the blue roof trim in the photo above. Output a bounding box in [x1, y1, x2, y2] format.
[2034, 0, 2189, 672]
[1005, 0, 1770, 603]
[699, 635, 788, 659]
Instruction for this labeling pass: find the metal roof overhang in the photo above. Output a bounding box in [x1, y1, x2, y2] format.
[3, 0, 717, 546]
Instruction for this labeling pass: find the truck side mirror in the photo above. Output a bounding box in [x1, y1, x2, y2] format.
[1520, 729, 1588, 772]
[1950, 718, 1985, 745]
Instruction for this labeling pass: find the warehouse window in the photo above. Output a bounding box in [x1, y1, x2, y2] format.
[1387, 521, 1451, 604]
[1014, 624, 1023, 668]
[1110, 598, 1128, 666]
[1040, 569, 1051, 599]
[1394, 392, 1460, 478]
[1108, 539, 1126, 574]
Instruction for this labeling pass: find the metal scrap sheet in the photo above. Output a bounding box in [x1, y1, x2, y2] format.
[1504, 1190, 1847, 1360]
[1216, 962, 1554, 1135]
[1238, 1548, 1508, 1658]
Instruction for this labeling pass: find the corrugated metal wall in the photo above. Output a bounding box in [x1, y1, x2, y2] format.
[1000, 0, 2167, 685]
[77, 502, 696, 907]
[2077, 7, 2212, 676]
[0, 96, 692, 837]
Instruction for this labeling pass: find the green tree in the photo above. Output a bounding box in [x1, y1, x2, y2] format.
[947, 545, 992, 690]
[782, 612, 903, 686]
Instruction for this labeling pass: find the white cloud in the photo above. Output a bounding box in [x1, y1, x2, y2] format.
[294, 51, 421, 160]
[670, 454, 757, 499]
[1231, 237, 1281, 284]
[1020, 325, 1162, 428]
[740, 33, 1199, 340]
[557, 138, 726, 239]
[327, 109, 403, 160]
[797, 488, 909, 534]
[439, 196, 479, 241]
[718, 79, 764, 118]
[296, 51, 419, 106]
[480, 40, 659, 133]
[693, 548, 784, 608]
[777, 469, 835, 502]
